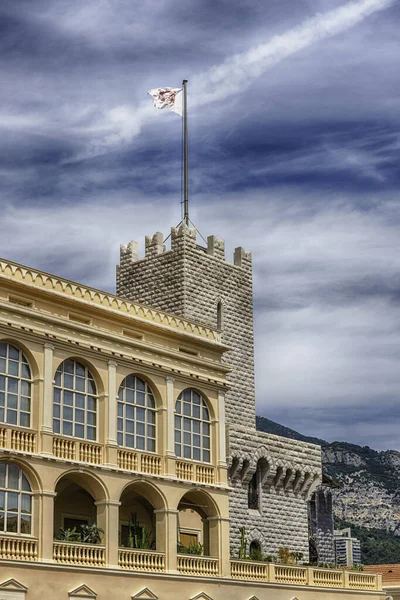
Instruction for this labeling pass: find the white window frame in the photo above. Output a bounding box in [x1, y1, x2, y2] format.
[0, 342, 32, 429]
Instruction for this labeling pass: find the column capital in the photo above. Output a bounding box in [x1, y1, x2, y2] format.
[108, 359, 118, 368]
[206, 515, 230, 523]
[33, 490, 57, 498]
[94, 499, 121, 507]
[166, 376, 175, 384]
[44, 342, 55, 351]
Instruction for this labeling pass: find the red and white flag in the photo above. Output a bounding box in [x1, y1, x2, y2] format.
[147, 87, 183, 116]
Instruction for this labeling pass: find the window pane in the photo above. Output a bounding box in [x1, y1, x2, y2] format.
[0, 376, 5, 391]
[64, 360, 75, 374]
[7, 394, 18, 409]
[147, 439, 155, 452]
[117, 432, 123, 446]
[20, 514, 31, 534]
[126, 405, 134, 419]
[87, 380, 96, 395]
[183, 418, 191, 432]
[193, 434, 200, 447]
[175, 430, 181, 443]
[21, 494, 31, 514]
[21, 364, 31, 379]
[54, 388, 61, 403]
[75, 424, 84, 438]
[136, 392, 145, 406]
[7, 378, 18, 394]
[87, 411, 96, 425]
[148, 411, 155, 425]
[203, 436, 210, 450]
[75, 362, 85, 377]
[125, 434, 134, 448]
[20, 381, 30, 396]
[183, 389, 191, 402]
[87, 397, 96, 411]
[117, 417, 123, 431]
[63, 421, 73, 436]
[193, 420, 200, 434]
[20, 412, 30, 428]
[54, 403, 60, 418]
[63, 391, 73, 406]
[175, 443, 181, 457]
[136, 422, 145, 436]
[8, 346, 19, 360]
[0, 359, 5, 374]
[192, 393, 201, 405]
[136, 378, 145, 391]
[174, 416, 181, 429]
[117, 403, 123, 417]
[125, 389, 134, 404]
[0, 512, 4, 531]
[147, 425, 155, 439]
[6, 410, 17, 425]
[63, 406, 73, 421]
[193, 447, 201, 461]
[183, 445, 191, 459]
[64, 374, 74, 389]
[53, 419, 60, 433]
[87, 426, 96, 441]
[7, 492, 18, 512]
[192, 404, 200, 419]
[184, 432, 191, 445]
[0, 491, 4, 510]
[0, 408, 4, 422]
[0, 464, 5, 487]
[7, 513, 18, 532]
[183, 402, 191, 416]
[21, 474, 31, 492]
[203, 450, 210, 463]
[0, 343, 6, 357]
[136, 436, 145, 450]
[75, 409, 84, 424]
[76, 394, 85, 408]
[203, 422, 210, 436]
[175, 400, 181, 414]
[75, 377, 85, 392]
[20, 396, 30, 412]
[202, 407, 209, 420]
[126, 420, 134, 434]
[147, 394, 155, 408]
[136, 408, 145, 422]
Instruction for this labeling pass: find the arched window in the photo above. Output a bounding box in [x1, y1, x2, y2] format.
[0, 342, 31, 428]
[117, 376, 156, 452]
[216, 301, 223, 330]
[175, 389, 210, 462]
[0, 463, 33, 534]
[53, 359, 97, 440]
[249, 540, 262, 561]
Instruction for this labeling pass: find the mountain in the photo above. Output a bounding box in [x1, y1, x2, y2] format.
[256, 416, 400, 561]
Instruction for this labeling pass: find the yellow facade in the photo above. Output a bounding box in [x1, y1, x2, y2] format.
[0, 258, 384, 599]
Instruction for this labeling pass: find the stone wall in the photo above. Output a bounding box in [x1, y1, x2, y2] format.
[228, 424, 322, 558]
[309, 487, 336, 564]
[117, 223, 256, 429]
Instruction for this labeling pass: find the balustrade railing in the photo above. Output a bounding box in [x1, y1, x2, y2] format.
[312, 567, 344, 587]
[274, 564, 308, 585]
[52, 437, 102, 464]
[0, 426, 37, 453]
[117, 449, 162, 475]
[118, 548, 165, 572]
[53, 542, 105, 567]
[176, 460, 216, 484]
[348, 572, 378, 590]
[0, 536, 38, 561]
[231, 559, 268, 581]
[177, 555, 219, 576]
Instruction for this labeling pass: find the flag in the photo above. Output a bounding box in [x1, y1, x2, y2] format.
[147, 87, 183, 116]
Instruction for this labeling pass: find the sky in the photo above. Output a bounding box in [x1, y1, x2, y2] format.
[1, 0, 400, 450]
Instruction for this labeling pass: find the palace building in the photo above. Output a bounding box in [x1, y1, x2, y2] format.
[0, 224, 383, 599]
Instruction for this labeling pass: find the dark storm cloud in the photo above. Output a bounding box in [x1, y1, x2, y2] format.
[0, 0, 400, 448]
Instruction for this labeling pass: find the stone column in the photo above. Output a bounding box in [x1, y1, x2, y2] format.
[154, 508, 178, 573]
[38, 490, 56, 562]
[105, 360, 118, 466]
[41, 343, 54, 455]
[95, 499, 121, 568]
[207, 515, 230, 577]
[165, 376, 176, 476]
[217, 391, 228, 484]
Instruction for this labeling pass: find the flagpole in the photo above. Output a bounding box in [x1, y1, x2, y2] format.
[183, 79, 189, 225]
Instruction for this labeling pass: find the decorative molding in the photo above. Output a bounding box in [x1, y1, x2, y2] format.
[131, 588, 158, 600]
[68, 584, 97, 598]
[0, 580, 28, 592]
[0, 258, 220, 342]
[190, 594, 214, 600]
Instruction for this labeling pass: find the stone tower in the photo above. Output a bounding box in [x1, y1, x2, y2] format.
[117, 222, 322, 558]
[117, 223, 256, 429]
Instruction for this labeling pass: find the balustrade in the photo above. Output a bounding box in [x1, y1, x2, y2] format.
[312, 567, 344, 587]
[0, 427, 6, 447]
[176, 460, 216, 484]
[53, 542, 105, 567]
[231, 559, 268, 581]
[348, 572, 378, 590]
[0, 536, 38, 561]
[0, 427, 37, 453]
[177, 555, 219, 576]
[274, 564, 308, 585]
[118, 548, 165, 572]
[52, 437, 102, 464]
[117, 449, 162, 475]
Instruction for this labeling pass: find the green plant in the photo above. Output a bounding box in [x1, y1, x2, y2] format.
[238, 527, 247, 560]
[177, 540, 204, 555]
[249, 546, 263, 561]
[290, 551, 304, 564]
[264, 554, 276, 563]
[57, 527, 81, 542]
[277, 547, 292, 564]
[125, 513, 154, 550]
[80, 524, 104, 544]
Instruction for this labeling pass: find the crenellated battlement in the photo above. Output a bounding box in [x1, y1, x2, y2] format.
[119, 223, 251, 271]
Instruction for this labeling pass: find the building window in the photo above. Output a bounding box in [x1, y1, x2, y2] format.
[0, 342, 31, 428]
[248, 471, 259, 509]
[53, 359, 97, 440]
[0, 462, 33, 534]
[217, 301, 223, 329]
[175, 389, 211, 462]
[117, 375, 156, 452]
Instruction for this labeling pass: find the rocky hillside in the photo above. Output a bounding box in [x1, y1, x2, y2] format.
[256, 416, 400, 534]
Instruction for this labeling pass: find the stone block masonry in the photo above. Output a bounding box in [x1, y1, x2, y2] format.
[117, 223, 256, 430]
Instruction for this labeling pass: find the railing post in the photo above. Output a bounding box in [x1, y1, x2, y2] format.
[38, 490, 56, 562]
[376, 573, 382, 590]
[269, 562, 277, 583]
[95, 499, 120, 568]
[41, 343, 54, 454]
[307, 566, 315, 586]
[344, 570, 350, 588]
[154, 508, 178, 573]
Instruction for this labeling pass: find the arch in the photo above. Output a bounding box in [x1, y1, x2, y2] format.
[52, 356, 105, 397]
[175, 389, 212, 463]
[177, 488, 220, 519]
[249, 539, 262, 561]
[0, 457, 42, 493]
[118, 479, 167, 512]
[115, 371, 163, 409]
[54, 469, 108, 502]
[0, 337, 39, 380]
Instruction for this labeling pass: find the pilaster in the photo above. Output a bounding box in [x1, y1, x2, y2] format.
[105, 360, 118, 466]
[95, 499, 121, 568]
[41, 343, 54, 455]
[154, 508, 178, 573]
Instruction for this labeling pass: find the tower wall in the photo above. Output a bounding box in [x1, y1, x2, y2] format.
[117, 223, 256, 429]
